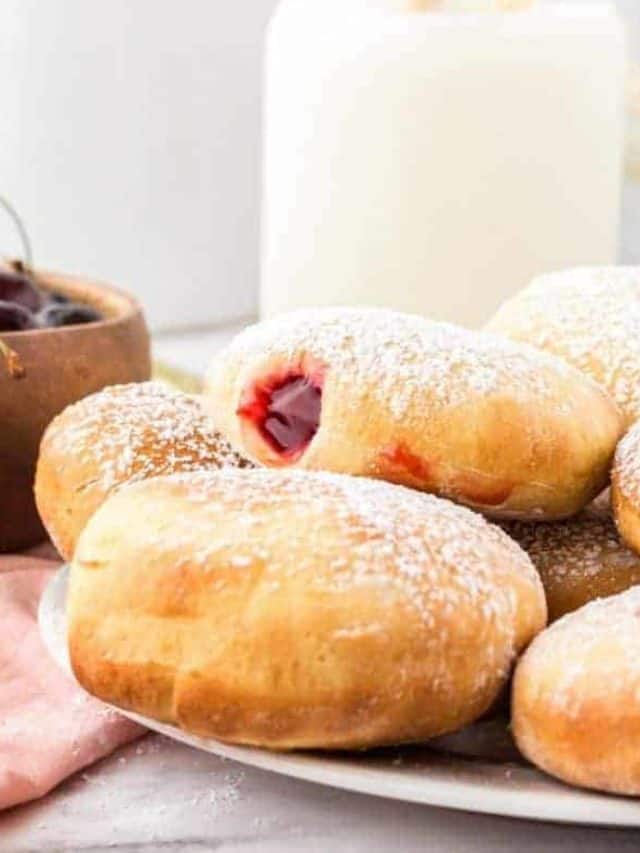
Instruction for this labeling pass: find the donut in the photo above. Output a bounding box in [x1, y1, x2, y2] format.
[502, 501, 640, 623]
[485, 267, 640, 427]
[204, 307, 622, 521]
[612, 420, 640, 555]
[35, 382, 249, 560]
[68, 469, 547, 751]
[513, 588, 640, 795]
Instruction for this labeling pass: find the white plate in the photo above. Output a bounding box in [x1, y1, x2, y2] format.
[39, 566, 640, 827]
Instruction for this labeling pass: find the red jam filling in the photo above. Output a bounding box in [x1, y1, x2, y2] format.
[380, 443, 513, 506]
[238, 373, 322, 458]
[381, 444, 436, 485]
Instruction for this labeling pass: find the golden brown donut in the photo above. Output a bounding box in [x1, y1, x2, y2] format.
[35, 382, 249, 560]
[513, 588, 640, 795]
[503, 501, 640, 623]
[68, 469, 547, 751]
[486, 267, 640, 427]
[204, 307, 622, 521]
[612, 420, 640, 555]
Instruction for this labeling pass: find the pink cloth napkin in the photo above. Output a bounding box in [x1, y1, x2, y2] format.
[0, 549, 144, 811]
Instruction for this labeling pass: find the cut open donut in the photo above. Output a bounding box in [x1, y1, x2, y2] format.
[206, 308, 622, 519]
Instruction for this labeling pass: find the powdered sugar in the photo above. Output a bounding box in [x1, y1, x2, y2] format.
[71, 466, 548, 747]
[503, 507, 638, 585]
[487, 267, 640, 423]
[117, 468, 542, 676]
[47, 382, 249, 495]
[210, 307, 588, 423]
[521, 587, 640, 717]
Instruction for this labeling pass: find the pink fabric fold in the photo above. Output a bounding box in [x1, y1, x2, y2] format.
[0, 552, 144, 811]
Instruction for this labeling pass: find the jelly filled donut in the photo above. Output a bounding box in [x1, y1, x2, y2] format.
[612, 420, 640, 555]
[205, 307, 622, 521]
[503, 502, 640, 623]
[513, 588, 640, 795]
[35, 382, 249, 559]
[486, 267, 640, 427]
[68, 469, 546, 750]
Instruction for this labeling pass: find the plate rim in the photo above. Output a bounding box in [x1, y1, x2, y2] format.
[39, 565, 640, 828]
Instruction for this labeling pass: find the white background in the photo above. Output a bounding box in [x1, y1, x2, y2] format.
[0, 0, 275, 329]
[0, 0, 637, 330]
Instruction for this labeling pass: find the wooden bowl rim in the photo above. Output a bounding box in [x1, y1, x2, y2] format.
[0, 268, 144, 340]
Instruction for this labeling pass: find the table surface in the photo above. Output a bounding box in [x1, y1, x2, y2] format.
[2, 327, 640, 852]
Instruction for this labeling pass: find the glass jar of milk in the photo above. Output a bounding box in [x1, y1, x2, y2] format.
[261, 0, 626, 327]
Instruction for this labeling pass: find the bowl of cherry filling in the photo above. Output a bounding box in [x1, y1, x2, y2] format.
[0, 259, 150, 551]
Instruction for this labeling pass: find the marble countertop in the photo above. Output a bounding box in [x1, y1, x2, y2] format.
[2, 328, 640, 852]
[3, 733, 640, 853]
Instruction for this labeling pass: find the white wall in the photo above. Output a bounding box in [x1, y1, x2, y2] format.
[0, 0, 277, 329]
[0, 0, 636, 330]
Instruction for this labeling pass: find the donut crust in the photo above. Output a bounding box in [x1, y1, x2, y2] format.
[486, 267, 640, 427]
[613, 422, 640, 556]
[503, 501, 640, 622]
[513, 588, 640, 795]
[68, 469, 546, 751]
[205, 308, 622, 522]
[35, 382, 249, 559]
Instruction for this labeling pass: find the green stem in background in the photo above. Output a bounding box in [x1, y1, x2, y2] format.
[0, 195, 33, 270]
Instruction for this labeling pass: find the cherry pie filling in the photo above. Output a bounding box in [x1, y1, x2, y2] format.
[238, 371, 323, 460]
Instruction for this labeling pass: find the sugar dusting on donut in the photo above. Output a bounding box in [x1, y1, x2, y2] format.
[50, 382, 249, 494]
[488, 267, 640, 421]
[522, 587, 640, 718]
[216, 307, 588, 424]
[503, 507, 636, 585]
[125, 468, 542, 680]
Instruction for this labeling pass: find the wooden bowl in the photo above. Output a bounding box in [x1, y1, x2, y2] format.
[0, 270, 151, 552]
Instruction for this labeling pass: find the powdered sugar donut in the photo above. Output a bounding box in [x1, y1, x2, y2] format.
[205, 307, 622, 521]
[513, 588, 640, 795]
[36, 382, 249, 559]
[612, 420, 640, 555]
[68, 468, 546, 750]
[503, 501, 640, 623]
[486, 267, 640, 427]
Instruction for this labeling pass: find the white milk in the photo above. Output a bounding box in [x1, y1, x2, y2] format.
[261, 1, 626, 326]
